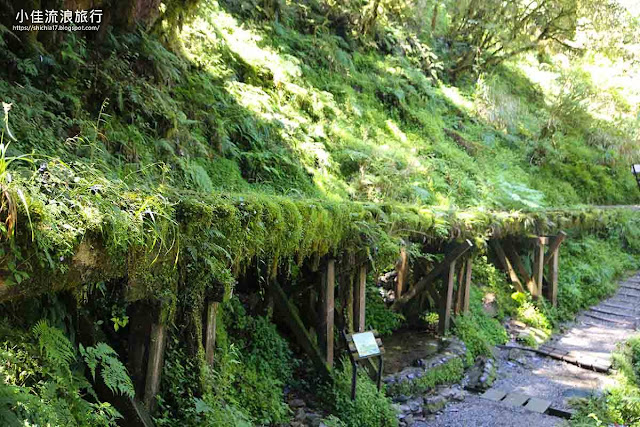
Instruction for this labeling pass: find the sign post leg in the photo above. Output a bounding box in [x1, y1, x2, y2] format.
[351, 360, 358, 400]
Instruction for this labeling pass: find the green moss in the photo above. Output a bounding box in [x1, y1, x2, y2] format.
[386, 357, 465, 397]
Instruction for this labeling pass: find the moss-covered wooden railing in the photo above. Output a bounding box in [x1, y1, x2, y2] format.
[2, 186, 640, 411]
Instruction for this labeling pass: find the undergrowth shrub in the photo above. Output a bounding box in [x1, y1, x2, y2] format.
[365, 286, 405, 336]
[0, 319, 132, 426]
[454, 307, 508, 365]
[157, 297, 294, 426]
[571, 336, 640, 426]
[323, 360, 398, 427]
[553, 236, 638, 323]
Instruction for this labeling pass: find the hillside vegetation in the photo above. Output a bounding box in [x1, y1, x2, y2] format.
[1, 0, 640, 425]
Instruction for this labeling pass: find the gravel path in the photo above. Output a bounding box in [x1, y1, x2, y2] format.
[426, 271, 640, 427]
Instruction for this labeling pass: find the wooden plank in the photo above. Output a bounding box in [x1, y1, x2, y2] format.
[504, 241, 537, 296]
[395, 247, 408, 299]
[132, 398, 156, 427]
[355, 264, 367, 332]
[481, 389, 507, 401]
[144, 323, 166, 411]
[346, 258, 355, 333]
[528, 236, 549, 245]
[438, 259, 457, 335]
[503, 392, 530, 407]
[318, 259, 335, 367]
[600, 301, 637, 311]
[533, 238, 545, 298]
[455, 261, 465, 315]
[618, 291, 640, 298]
[548, 349, 569, 359]
[491, 241, 524, 293]
[272, 281, 331, 376]
[205, 301, 218, 367]
[463, 256, 472, 313]
[546, 247, 558, 307]
[584, 312, 634, 326]
[547, 407, 575, 419]
[524, 397, 551, 413]
[544, 232, 567, 266]
[592, 361, 612, 373]
[392, 240, 473, 311]
[590, 306, 636, 319]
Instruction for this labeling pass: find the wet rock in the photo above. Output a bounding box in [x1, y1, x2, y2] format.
[307, 413, 323, 427]
[483, 292, 498, 317]
[508, 348, 524, 361]
[404, 414, 415, 425]
[394, 394, 410, 403]
[294, 408, 306, 421]
[465, 356, 495, 391]
[423, 395, 446, 414]
[398, 404, 411, 413]
[511, 320, 527, 329]
[289, 398, 305, 408]
[440, 387, 465, 402]
[408, 399, 422, 412]
[409, 422, 429, 427]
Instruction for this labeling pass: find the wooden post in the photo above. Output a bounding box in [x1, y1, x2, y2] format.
[463, 256, 472, 313]
[392, 240, 473, 311]
[438, 259, 457, 334]
[205, 301, 218, 367]
[491, 241, 524, 293]
[346, 271, 354, 333]
[533, 239, 545, 298]
[504, 241, 536, 295]
[455, 261, 465, 315]
[143, 323, 166, 411]
[319, 259, 335, 367]
[272, 281, 331, 375]
[544, 231, 567, 265]
[546, 249, 559, 307]
[395, 247, 408, 299]
[354, 264, 367, 332]
[544, 232, 565, 307]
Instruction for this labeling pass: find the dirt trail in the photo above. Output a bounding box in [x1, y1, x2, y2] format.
[426, 272, 640, 427]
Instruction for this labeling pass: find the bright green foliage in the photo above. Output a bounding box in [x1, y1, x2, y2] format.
[454, 292, 509, 364]
[32, 319, 76, 370]
[552, 236, 639, 323]
[365, 286, 405, 335]
[0, 0, 639, 425]
[156, 297, 294, 426]
[571, 336, 640, 426]
[0, 319, 132, 426]
[324, 361, 398, 427]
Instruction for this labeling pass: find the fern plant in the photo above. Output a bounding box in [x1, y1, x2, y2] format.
[80, 343, 134, 398]
[32, 320, 76, 372]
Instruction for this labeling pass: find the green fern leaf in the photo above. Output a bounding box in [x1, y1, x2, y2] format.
[80, 343, 134, 398]
[31, 320, 76, 369]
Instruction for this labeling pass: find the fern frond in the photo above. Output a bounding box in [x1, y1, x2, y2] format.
[80, 343, 134, 398]
[31, 320, 75, 369]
